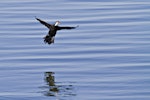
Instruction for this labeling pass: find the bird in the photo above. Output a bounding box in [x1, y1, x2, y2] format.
[35, 17, 78, 45]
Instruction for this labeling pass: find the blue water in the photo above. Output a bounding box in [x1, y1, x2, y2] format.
[1, 0, 150, 100]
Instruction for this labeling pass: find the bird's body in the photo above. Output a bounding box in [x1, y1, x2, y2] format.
[36, 17, 78, 45]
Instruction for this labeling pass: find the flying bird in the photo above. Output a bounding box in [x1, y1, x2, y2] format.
[35, 17, 78, 45]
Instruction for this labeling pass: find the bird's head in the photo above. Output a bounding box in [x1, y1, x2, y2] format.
[55, 21, 60, 26]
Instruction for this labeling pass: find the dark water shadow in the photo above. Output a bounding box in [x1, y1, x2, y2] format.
[40, 72, 76, 97]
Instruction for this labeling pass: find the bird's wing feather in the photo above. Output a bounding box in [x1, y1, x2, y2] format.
[36, 17, 52, 29]
[57, 26, 78, 30]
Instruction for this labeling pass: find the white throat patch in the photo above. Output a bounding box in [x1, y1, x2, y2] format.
[55, 21, 60, 26]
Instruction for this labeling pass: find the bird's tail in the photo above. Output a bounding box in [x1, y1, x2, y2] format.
[43, 35, 54, 45]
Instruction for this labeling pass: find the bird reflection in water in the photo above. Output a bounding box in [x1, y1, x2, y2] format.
[43, 72, 76, 97]
[45, 72, 59, 94]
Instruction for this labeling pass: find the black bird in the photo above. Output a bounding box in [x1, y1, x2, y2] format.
[36, 17, 78, 45]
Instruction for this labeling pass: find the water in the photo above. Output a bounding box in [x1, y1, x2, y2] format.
[0, 0, 150, 100]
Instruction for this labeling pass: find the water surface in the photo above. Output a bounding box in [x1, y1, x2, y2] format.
[0, 0, 150, 100]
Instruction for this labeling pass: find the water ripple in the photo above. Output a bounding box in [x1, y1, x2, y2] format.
[1, 0, 150, 100]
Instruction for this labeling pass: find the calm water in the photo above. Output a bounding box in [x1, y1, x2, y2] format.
[1, 0, 150, 100]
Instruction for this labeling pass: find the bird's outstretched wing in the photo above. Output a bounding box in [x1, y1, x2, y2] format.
[35, 17, 52, 29]
[57, 25, 79, 30]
